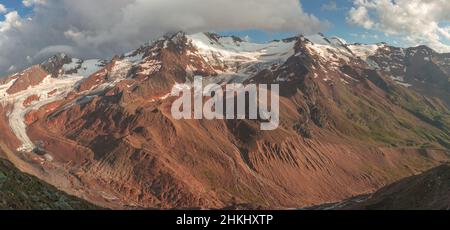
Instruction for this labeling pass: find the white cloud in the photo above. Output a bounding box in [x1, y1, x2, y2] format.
[348, 6, 374, 29]
[347, 0, 450, 52]
[0, 0, 328, 76]
[22, 0, 47, 8]
[0, 4, 7, 13]
[0, 11, 23, 32]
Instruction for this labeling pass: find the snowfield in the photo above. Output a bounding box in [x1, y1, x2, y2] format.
[0, 74, 84, 152]
[187, 33, 296, 82]
[63, 58, 105, 77]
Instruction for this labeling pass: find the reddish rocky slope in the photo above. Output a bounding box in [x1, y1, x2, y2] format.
[0, 32, 449, 209]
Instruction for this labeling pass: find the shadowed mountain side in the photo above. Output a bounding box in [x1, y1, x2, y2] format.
[310, 164, 450, 210]
[0, 157, 99, 210]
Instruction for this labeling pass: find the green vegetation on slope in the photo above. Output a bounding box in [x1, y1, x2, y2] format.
[0, 158, 98, 210]
[328, 80, 450, 150]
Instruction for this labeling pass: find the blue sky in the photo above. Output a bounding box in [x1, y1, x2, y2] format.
[0, 0, 33, 18]
[221, 0, 402, 45]
[303, 0, 390, 44]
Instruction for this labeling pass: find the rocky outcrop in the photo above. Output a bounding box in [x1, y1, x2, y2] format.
[366, 44, 450, 106]
[23, 95, 40, 107]
[40, 53, 73, 78]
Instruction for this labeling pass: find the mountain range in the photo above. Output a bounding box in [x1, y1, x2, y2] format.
[0, 32, 449, 209]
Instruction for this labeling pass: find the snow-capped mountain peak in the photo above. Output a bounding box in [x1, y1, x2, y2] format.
[186, 32, 297, 80]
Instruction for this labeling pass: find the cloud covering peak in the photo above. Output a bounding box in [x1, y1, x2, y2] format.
[0, 0, 327, 76]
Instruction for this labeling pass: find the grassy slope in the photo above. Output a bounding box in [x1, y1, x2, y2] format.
[352, 164, 450, 210]
[329, 79, 450, 150]
[0, 158, 98, 210]
[309, 164, 450, 210]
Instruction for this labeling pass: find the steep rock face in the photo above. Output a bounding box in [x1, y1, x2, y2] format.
[0, 32, 449, 209]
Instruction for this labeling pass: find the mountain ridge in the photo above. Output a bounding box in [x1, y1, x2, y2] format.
[0, 31, 449, 209]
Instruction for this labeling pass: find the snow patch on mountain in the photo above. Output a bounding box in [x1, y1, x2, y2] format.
[62, 58, 105, 77]
[348, 44, 380, 61]
[187, 33, 296, 81]
[138, 59, 162, 76]
[124, 51, 145, 64]
[305, 34, 354, 64]
[0, 78, 17, 98]
[0, 74, 84, 152]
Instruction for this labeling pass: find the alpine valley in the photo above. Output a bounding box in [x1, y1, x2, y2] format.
[0, 32, 449, 209]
